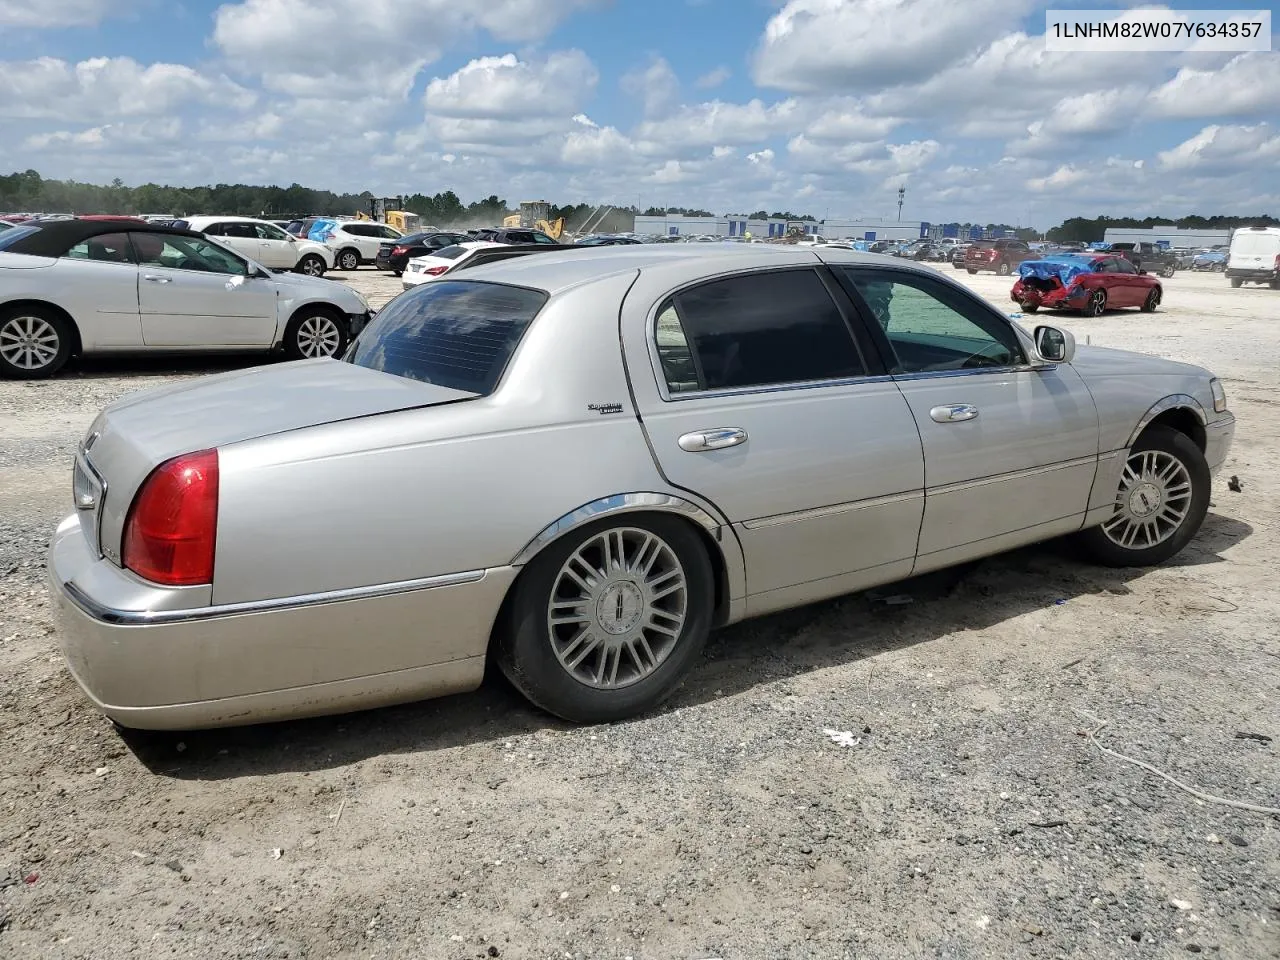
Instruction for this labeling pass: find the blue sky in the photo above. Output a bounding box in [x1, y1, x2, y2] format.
[0, 0, 1276, 228]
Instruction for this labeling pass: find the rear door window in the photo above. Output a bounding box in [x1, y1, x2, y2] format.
[347, 280, 548, 395]
[658, 269, 866, 392]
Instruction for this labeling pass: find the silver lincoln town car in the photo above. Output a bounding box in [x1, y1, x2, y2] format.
[49, 245, 1235, 729]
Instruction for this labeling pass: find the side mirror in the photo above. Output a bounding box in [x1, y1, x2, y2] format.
[1034, 325, 1076, 364]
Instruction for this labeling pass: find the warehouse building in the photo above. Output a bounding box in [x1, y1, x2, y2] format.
[634, 213, 932, 240]
[1102, 226, 1231, 248]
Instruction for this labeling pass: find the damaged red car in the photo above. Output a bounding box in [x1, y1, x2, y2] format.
[1011, 253, 1162, 317]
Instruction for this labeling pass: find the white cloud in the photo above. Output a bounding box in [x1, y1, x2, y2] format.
[803, 102, 903, 142]
[561, 124, 633, 167]
[424, 51, 598, 119]
[621, 56, 680, 117]
[695, 66, 731, 89]
[753, 0, 1037, 93]
[0, 57, 255, 121]
[635, 98, 803, 148]
[0, 0, 114, 26]
[1148, 54, 1280, 119]
[1007, 87, 1142, 155]
[1157, 123, 1280, 174]
[24, 118, 184, 150]
[211, 0, 596, 101]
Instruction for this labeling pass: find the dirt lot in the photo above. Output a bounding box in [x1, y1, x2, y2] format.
[1, 263, 1277, 959]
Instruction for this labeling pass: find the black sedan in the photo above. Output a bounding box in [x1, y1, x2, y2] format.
[374, 231, 471, 275]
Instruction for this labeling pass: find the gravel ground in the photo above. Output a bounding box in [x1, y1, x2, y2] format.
[1, 265, 1277, 959]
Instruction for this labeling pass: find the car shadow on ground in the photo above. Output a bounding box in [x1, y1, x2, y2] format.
[120, 511, 1253, 780]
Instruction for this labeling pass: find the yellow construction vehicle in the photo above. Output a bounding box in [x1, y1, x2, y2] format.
[357, 197, 421, 234]
[503, 201, 565, 240]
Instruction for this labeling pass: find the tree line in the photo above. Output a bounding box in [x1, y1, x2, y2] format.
[3, 170, 1274, 239]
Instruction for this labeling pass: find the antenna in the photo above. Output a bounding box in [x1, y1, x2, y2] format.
[897, 185, 906, 222]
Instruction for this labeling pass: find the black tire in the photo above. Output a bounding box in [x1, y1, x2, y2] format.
[966, 268, 978, 275]
[1229, 278, 1243, 289]
[952, 262, 965, 270]
[1141, 288, 1161, 312]
[1075, 425, 1210, 567]
[0, 305, 73, 379]
[1162, 265, 1175, 278]
[1020, 301, 1039, 313]
[1270, 280, 1280, 290]
[393, 269, 403, 277]
[282, 308, 349, 361]
[496, 514, 714, 724]
[295, 254, 326, 278]
[1213, 263, 1224, 273]
[337, 248, 361, 271]
[997, 261, 1011, 276]
[1083, 288, 1107, 316]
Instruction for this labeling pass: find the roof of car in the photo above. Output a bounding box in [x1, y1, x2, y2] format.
[453, 243, 940, 294]
[183, 215, 267, 224]
[0, 219, 200, 258]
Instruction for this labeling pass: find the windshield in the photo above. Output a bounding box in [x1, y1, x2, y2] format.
[346, 280, 548, 395]
[0, 225, 41, 250]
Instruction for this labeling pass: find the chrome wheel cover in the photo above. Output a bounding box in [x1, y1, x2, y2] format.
[1088, 291, 1106, 316]
[0, 315, 60, 370]
[300, 257, 323, 276]
[1102, 449, 1193, 550]
[340, 252, 359, 270]
[547, 527, 688, 689]
[295, 315, 341, 357]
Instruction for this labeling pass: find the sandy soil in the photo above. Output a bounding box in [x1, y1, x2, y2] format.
[1, 263, 1276, 959]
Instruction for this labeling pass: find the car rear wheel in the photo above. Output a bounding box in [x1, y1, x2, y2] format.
[1020, 301, 1039, 313]
[497, 515, 714, 724]
[1076, 425, 1209, 567]
[296, 254, 326, 278]
[1083, 289, 1107, 316]
[1141, 288, 1161, 312]
[337, 249, 360, 271]
[1229, 278, 1242, 288]
[997, 261, 1011, 276]
[283, 309, 349, 360]
[966, 268, 978, 275]
[0, 306, 72, 379]
[1161, 265, 1175, 278]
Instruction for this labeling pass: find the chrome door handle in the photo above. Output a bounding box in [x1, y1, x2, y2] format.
[678, 428, 747, 452]
[142, 275, 172, 283]
[930, 404, 979, 423]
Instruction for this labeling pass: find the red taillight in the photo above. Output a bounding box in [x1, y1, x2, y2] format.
[391, 245, 408, 256]
[1274, 254, 1280, 271]
[122, 450, 219, 586]
[424, 265, 449, 276]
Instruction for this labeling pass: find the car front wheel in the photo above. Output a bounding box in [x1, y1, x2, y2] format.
[0, 306, 72, 379]
[296, 254, 326, 277]
[1084, 289, 1107, 317]
[1141, 288, 1161, 312]
[1077, 426, 1210, 567]
[497, 515, 714, 723]
[283, 309, 349, 360]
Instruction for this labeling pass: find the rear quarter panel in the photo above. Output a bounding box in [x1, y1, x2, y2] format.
[211, 272, 688, 605]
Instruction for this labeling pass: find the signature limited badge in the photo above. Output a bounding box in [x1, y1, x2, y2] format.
[588, 402, 624, 416]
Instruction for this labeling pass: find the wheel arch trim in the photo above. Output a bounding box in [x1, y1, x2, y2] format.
[511, 493, 726, 567]
[1125, 394, 1207, 448]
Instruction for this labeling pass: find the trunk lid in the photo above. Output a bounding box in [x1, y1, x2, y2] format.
[80, 359, 477, 564]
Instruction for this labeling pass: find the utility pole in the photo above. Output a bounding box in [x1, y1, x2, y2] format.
[897, 185, 905, 222]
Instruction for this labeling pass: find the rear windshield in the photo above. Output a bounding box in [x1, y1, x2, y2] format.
[0, 225, 41, 250]
[969, 240, 995, 249]
[346, 280, 547, 395]
[433, 244, 467, 260]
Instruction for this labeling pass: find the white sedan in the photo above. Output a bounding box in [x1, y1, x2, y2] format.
[180, 215, 335, 277]
[0, 219, 371, 378]
[402, 241, 503, 290]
